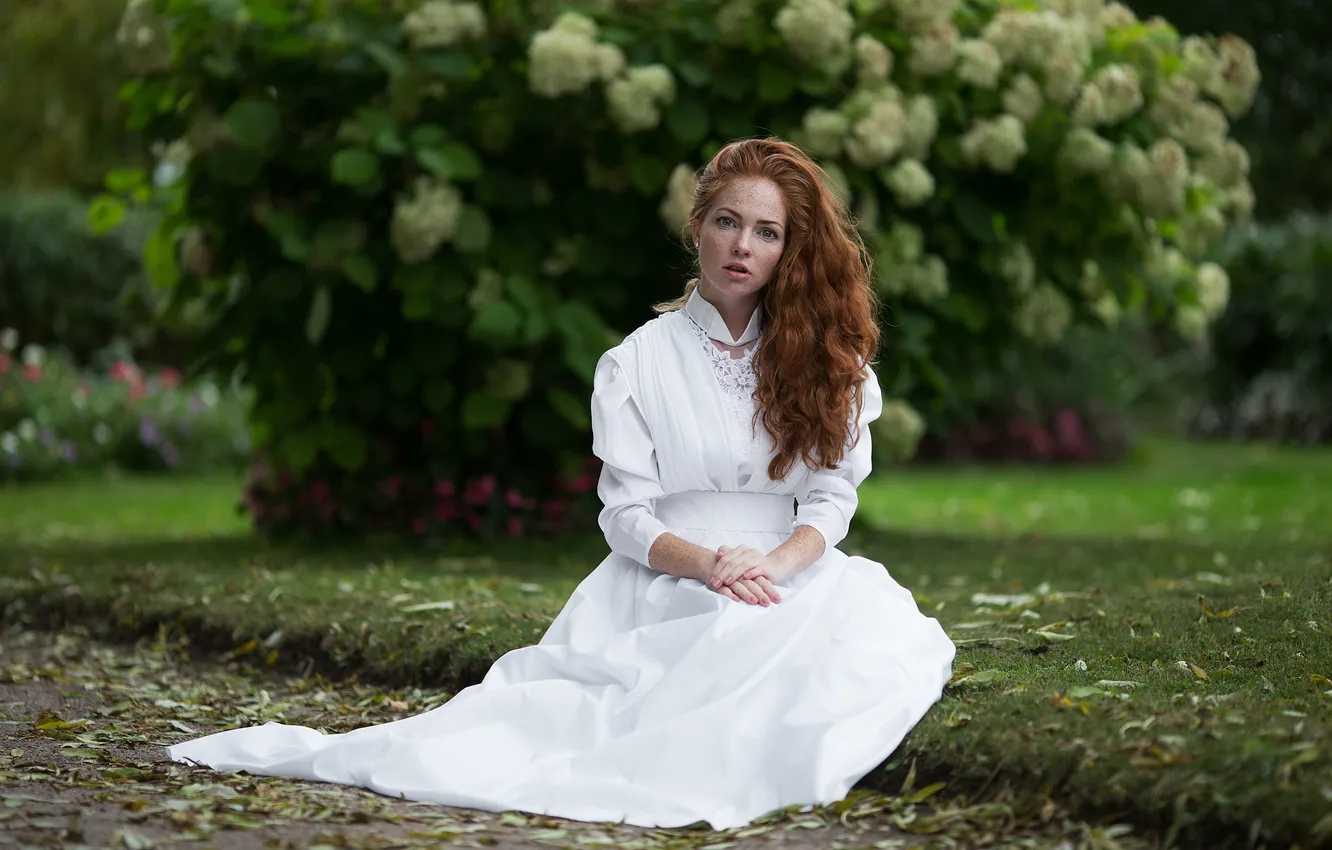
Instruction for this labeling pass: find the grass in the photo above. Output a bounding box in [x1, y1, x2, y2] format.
[1, 438, 1329, 849]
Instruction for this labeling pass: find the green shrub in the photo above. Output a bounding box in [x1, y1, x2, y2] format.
[101, 0, 1258, 538]
[0, 190, 162, 363]
[0, 332, 250, 482]
[1190, 213, 1332, 444]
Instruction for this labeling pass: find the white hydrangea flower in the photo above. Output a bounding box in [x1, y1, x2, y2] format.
[1195, 262, 1230, 318]
[595, 44, 627, 80]
[528, 13, 609, 97]
[17, 419, 38, 442]
[1136, 138, 1189, 218]
[391, 176, 464, 264]
[1176, 206, 1227, 255]
[980, 10, 1026, 63]
[0, 328, 18, 352]
[904, 255, 950, 301]
[956, 39, 1002, 88]
[908, 20, 958, 77]
[884, 0, 959, 34]
[402, 1, 487, 49]
[1145, 240, 1190, 285]
[885, 159, 935, 207]
[1147, 75, 1199, 138]
[1100, 2, 1138, 30]
[659, 163, 698, 232]
[0, 432, 17, 455]
[1014, 283, 1073, 345]
[717, 0, 760, 45]
[801, 108, 851, 157]
[885, 220, 924, 263]
[1174, 304, 1208, 340]
[1197, 138, 1249, 188]
[1092, 292, 1121, 326]
[1101, 143, 1150, 207]
[1226, 179, 1256, 222]
[843, 87, 907, 167]
[607, 64, 676, 133]
[1179, 36, 1218, 93]
[1058, 127, 1114, 175]
[855, 34, 894, 87]
[960, 115, 1026, 173]
[775, 0, 854, 72]
[1180, 101, 1228, 156]
[871, 398, 926, 464]
[1003, 73, 1045, 124]
[1075, 64, 1143, 126]
[999, 242, 1036, 295]
[1042, 50, 1085, 106]
[1213, 35, 1260, 117]
[21, 344, 45, 367]
[900, 94, 939, 159]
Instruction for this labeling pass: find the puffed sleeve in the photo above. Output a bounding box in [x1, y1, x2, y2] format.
[794, 366, 883, 554]
[590, 351, 670, 567]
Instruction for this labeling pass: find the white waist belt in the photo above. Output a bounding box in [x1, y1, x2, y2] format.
[654, 491, 796, 534]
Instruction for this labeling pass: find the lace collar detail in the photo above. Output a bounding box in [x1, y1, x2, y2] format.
[684, 286, 761, 346]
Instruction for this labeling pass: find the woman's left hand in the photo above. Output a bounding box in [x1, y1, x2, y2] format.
[711, 545, 786, 602]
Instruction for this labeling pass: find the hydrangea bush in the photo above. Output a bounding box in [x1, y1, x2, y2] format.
[0, 330, 250, 481]
[100, 0, 1258, 537]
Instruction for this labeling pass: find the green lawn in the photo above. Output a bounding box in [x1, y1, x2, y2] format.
[1, 438, 1328, 848]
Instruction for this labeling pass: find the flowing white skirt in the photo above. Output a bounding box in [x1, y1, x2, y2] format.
[167, 493, 956, 830]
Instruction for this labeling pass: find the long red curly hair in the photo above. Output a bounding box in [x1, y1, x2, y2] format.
[657, 137, 880, 480]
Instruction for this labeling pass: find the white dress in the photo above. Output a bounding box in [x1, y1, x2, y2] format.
[167, 289, 957, 830]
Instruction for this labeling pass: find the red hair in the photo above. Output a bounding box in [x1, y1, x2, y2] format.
[659, 137, 880, 480]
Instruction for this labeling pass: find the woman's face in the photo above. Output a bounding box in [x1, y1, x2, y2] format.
[693, 177, 788, 305]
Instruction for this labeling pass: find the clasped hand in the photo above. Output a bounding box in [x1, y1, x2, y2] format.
[701, 545, 788, 606]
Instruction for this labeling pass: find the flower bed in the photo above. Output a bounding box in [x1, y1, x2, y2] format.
[0, 330, 249, 481]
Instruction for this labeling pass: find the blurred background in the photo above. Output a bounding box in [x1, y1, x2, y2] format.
[1, 0, 1327, 540]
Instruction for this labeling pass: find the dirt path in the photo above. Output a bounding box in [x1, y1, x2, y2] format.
[0, 623, 1145, 849]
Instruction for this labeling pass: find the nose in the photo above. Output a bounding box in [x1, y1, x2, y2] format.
[732, 231, 752, 257]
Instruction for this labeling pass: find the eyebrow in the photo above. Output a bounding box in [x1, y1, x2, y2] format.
[716, 207, 785, 229]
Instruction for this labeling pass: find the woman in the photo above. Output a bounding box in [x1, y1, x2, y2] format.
[168, 138, 956, 830]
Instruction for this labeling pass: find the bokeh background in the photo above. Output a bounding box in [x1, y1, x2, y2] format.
[2, 0, 1328, 540]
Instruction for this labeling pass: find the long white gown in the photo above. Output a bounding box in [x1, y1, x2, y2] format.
[167, 289, 957, 830]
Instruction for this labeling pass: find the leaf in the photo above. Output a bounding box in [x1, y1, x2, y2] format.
[331, 149, 381, 188]
[305, 286, 332, 345]
[756, 61, 796, 102]
[323, 424, 367, 471]
[400, 600, 455, 612]
[453, 206, 492, 253]
[462, 391, 510, 430]
[409, 124, 450, 149]
[341, 254, 378, 292]
[364, 41, 408, 77]
[225, 97, 280, 149]
[629, 156, 670, 195]
[419, 50, 473, 79]
[423, 380, 456, 412]
[906, 781, 947, 803]
[281, 427, 321, 471]
[1035, 629, 1077, 642]
[1067, 685, 1107, 699]
[469, 299, 522, 344]
[1311, 674, 1332, 686]
[547, 388, 591, 431]
[666, 98, 710, 146]
[953, 192, 1001, 244]
[86, 195, 127, 236]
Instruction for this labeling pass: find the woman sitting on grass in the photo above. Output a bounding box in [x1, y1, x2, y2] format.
[169, 137, 957, 830]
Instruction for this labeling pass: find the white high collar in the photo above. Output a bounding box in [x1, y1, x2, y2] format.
[684, 286, 762, 346]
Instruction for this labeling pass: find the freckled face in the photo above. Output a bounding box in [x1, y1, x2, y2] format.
[693, 177, 788, 304]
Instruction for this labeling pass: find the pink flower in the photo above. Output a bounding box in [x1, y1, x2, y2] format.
[22, 364, 41, 381]
[464, 474, 496, 506]
[0, 353, 9, 375]
[435, 501, 459, 521]
[541, 499, 569, 521]
[507, 516, 524, 538]
[505, 488, 523, 509]
[433, 479, 455, 498]
[311, 480, 330, 502]
[569, 472, 597, 494]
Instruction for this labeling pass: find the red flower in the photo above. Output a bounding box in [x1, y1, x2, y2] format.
[22, 364, 42, 381]
[569, 472, 597, 494]
[159, 367, 183, 388]
[0, 353, 9, 375]
[435, 501, 459, 521]
[507, 516, 524, 538]
[433, 479, 455, 498]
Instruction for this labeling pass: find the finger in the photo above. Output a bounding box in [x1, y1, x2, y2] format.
[754, 576, 782, 603]
[740, 566, 767, 581]
[719, 585, 741, 602]
[717, 546, 732, 556]
[737, 579, 772, 607]
[730, 581, 760, 605]
[721, 557, 757, 586]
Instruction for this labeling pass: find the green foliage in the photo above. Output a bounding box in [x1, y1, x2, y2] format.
[1126, 0, 1332, 217]
[0, 0, 145, 191]
[104, 0, 1257, 538]
[1191, 213, 1332, 443]
[0, 190, 159, 362]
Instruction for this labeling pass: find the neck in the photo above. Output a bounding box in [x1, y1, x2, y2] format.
[699, 281, 760, 342]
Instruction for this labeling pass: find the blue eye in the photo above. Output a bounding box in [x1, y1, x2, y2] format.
[760, 228, 778, 240]
[716, 216, 734, 227]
